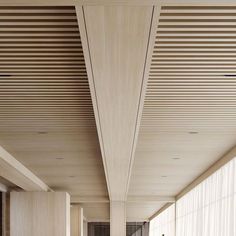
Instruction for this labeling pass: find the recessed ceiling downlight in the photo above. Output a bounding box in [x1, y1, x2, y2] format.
[37, 131, 48, 135]
[0, 74, 11, 77]
[224, 74, 236, 77]
[188, 131, 199, 134]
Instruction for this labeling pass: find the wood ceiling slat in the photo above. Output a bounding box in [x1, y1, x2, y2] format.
[0, 73, 87, 75]
[0, 22, 78, 26]
[155, 43, 236, 46]
[152, 61, 236, 64]
[154, 48, 236, 51]
[0, 16, 77, 20]
[0, 52, 84, 56]
[0, 58, 84, 61]
[159, 22, 236, 25]
[0, 62, 85, 65]
[0, 38, 81, 41]
[0, 10, 75, 13]
[0, 66, 85, 69]
[161, 9, 236, 13]
[0, 43, 81, 47]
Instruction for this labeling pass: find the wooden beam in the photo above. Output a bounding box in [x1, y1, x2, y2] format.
[149, 203, 174, 221]
[71, 195, 175, 203]
[125, 5, 161, 198]
[0, 146, 50, 191]
[87, 219, 110, 223]
[75, 6, 111, 198]
[77, 5, 153, 201]
[128, 195, 175, 203]
[71, 196, 110, 203]
[0, 182, 8, 192]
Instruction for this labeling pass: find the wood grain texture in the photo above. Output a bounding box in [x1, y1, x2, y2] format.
[110, 201, 126, 236]
[0, 146, 49, 191]
[83, 5, 153, 201]
[10, 192, 70, 236]
[71, 205, 83, 236]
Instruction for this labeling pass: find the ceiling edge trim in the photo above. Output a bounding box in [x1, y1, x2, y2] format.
[75, 6, 111, 199]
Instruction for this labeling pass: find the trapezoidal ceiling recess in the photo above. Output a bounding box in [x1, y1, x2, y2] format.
[0, 6, 108, 216]
[129, 4, 236, 217]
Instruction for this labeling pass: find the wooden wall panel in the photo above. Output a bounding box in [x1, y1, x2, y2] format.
[10, 192, 70, 236]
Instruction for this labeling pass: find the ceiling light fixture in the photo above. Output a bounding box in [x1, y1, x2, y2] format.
[224, 74, 236, 77]
[0, 74, 11, 77]
[188, 131, 198, 134]
[172, 157, 181, 160]
[161, 175, 167, 178]
[37, 131, 48, 135]
[56, 157, 64, 160]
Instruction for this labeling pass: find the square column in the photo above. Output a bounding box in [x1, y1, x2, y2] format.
[110, 201, 126, 236]
[10, 192, 70, 236]
[71, 205, 84, 236]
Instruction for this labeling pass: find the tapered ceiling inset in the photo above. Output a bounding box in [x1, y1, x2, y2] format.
[81, 6, 153, 200]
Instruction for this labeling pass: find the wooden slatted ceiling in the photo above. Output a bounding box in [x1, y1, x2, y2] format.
[0, 6, 95, 130]
[144, 5, 236, 129]
[129, 5, 236, 210]
[0, 6, 108, 218]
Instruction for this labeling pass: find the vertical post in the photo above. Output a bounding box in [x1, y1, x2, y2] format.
[10, 192, 70, 236]
[78, 207, 83, 236]
[83, 220, 88, 236]
[2, 192, 10, 236]
[110, 201, 126, 236]
[71, 205, 84, 236]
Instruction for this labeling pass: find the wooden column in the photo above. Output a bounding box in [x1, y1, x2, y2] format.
[110, 201, 126, 236]
[83, 220, 88, 236]
[10, 192, 70, 236]
[71, 205, 84, 236]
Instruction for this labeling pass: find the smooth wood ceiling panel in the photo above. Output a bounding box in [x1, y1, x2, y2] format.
[129, 5, 236, 200]
[0, 6, 108, 204]
[79, 202, 164, 222]
[126, 202, 165, 222]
